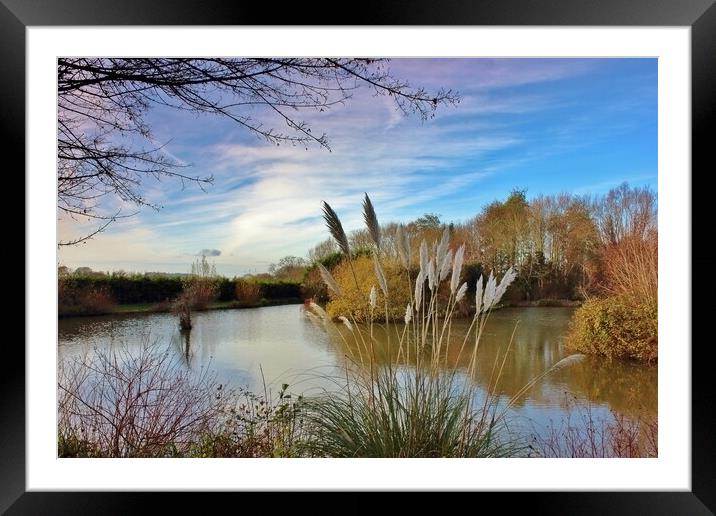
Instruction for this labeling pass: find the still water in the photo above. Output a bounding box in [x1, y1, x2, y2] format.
[58, 305, 657, 440]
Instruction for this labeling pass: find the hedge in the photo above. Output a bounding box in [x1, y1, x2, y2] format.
[61, 275, 302, 306]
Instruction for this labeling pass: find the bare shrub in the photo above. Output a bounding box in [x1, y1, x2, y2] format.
[58, 342, 227, 457]
[602, 233, 658, 310]
[195, 383, 306, 458]
[58, 277, 116, 316]
[235, 280, 263, 305]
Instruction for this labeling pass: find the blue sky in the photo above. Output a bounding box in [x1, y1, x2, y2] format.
[58, 58, 657, 276]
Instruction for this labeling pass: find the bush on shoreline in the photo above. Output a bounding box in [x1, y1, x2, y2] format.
[566, 295, 657, 363]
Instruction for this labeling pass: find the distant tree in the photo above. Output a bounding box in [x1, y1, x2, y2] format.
[269, 255, 308, 281]
[592, 183, 657, 245]
[58, 58, 459, 244]
[413, 213, 442, 231]
[307, 238, 338, 263]
[190, 255, 217, 278]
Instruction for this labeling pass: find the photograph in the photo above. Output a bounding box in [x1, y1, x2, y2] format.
[56, 57, 659, 459]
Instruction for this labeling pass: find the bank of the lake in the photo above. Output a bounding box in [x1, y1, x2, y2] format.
[61, 297, 304, 318]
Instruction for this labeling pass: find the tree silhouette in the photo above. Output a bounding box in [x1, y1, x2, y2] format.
[58, 58, 460, 245]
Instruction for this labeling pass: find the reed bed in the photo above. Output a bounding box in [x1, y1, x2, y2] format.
[301, 194, 584, 457]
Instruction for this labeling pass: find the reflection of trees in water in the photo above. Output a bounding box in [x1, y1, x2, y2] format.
[330, 308, 656, 420]
[180, 328, 192, 365]
[560, 357, 657, 419]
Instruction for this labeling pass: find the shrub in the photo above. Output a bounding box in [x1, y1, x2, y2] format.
[217, 278, 237, 301]
[235, 279, 263, 305]
[185, 278, 218, 310]
[192, 384, 306, 458]
[301, 266, 329, 303]
[58, 278, 116, 316]
[302, 368, 512, 458]
[260, 280, 302, 299]
[601, 234, 658, 311]
[566, 294, 657, 362]
[58, 342, 227, 457]
[325, 254, 412, 322]
[58, 342, 307, 458]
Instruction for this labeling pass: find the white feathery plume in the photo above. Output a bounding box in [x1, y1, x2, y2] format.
[414, 269, 424, 307]
[494, 266, 517, 306]
[404, 304, 412, 324]
[373, 254, 388, 297]
[317, 263, 341, 296]
[305, 311, 323, 327]
[369, 285, 377, 309]
[475, 274, 484, 315]
[396, 224, 410, 269]
[455, 282, 467, 303]
[308, 301, 328, 321]
[548, 353, 586, 373]
[427, 258, 436, 291]
[419, 239, 429, 275]
[450, 244, 465, 294]
[338, 316, 353, 331]
[439, 248, 453, 282]
[483, 271, 497, 311]
[436, 228, 450, 269]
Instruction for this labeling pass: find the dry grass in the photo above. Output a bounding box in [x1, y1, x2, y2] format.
[58, 341, 308, 458]
[58, 342, 226, 457]
[528, 393, 657, 458]
[58, 279, 116, 316]
[235, 279, 263, 305]
[602, 233, 658, 310]
[571, 231, 657, 362]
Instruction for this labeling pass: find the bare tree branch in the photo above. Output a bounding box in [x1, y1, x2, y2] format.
[58, 58, 461, 244]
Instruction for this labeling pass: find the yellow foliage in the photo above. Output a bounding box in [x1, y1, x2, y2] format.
[326, 255, 411, 322]
[566, 294, 657, 363]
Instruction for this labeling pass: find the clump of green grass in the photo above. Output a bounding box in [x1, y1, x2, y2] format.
[301, 366, 512, 457]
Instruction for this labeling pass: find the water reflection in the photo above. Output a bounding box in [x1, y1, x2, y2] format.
[58, 305, 656, 431]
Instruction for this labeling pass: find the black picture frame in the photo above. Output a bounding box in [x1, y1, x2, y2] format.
[7, 0, 713, 512]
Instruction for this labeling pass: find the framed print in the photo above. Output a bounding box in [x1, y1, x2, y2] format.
[7, 0, 714, 512]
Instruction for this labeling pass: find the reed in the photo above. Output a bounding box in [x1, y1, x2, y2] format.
[302, 194, 577, 457]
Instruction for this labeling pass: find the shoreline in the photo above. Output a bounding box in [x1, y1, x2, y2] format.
[58, 298, 304, 319]
[506, 299, 582, 308]
[58, 297, 580, 319]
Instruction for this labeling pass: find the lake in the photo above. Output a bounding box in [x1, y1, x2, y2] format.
[58, 305, 657, 447]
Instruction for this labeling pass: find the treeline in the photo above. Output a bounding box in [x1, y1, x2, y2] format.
[302, 182, 657, 361]
[305, 182, 656, 304]
[58, 270, 302, 317]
